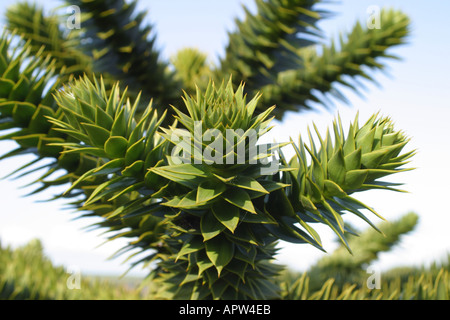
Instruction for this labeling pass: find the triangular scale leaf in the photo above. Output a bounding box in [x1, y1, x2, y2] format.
[222, 189, 256, 214]
[197, 180, 226, 204]
[212, 200, 240, 233]
[205, 234, 234, 276]
[200, 212, 226, 241]
[229, 176, 269, 194]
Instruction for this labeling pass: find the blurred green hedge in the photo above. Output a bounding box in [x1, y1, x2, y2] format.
[1, 238, 448, 300]
[0, 239, 154, 299]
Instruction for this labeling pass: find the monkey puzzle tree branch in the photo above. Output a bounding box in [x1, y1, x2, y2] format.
[5, 2, 92, 83]
[66, 0, 182, 110]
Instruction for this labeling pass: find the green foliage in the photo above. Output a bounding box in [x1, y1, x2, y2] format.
[47, 76, 286, 299]
[281, 113, 414, 252]
[171, 48, 212, 96]
[280, 267, 450, 300]
[5, 0, 410, 119]
[0, 31, 171, 276]
[43, 75, 413, 300]
[0, 30, 70, 195]
[279, 215, 448, 300]
[218, 1, 410, 118]
[48, 76, 174, 273]
[307, 212, 419, 290]
[0, 239, 153, 299]
[5, 1, 92, 82]
[219, 0, 324, 96]
[0, 0, 418, 300]
[2, 239, 448, 300]
[67, 0, 181, 108]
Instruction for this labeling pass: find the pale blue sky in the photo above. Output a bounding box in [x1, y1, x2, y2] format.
[0, 0, 449, 277]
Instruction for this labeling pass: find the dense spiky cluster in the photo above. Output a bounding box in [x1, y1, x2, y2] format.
[49, 77, 173, 270]
[0, 32, 172, 272]
[46, 75, 413, 299]
[0, 0, 416, 300]
[220, 0, 323, 94]
[262, 9, 411, 114]
[220, 3, 410, 118]
[279, 113, 414, 251]
[149, 80, 288, 299]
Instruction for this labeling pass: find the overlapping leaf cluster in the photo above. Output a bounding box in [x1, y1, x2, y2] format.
[44, 75, 413, 299]
[220, 0, 324, 91]
[48, 77, 176, 270]
[267, 9, 411, 113]
[0, 32, 172, 273]
[148, 79, 290, 299]
[46, 77, 286, 299]
[278, 112, 414, 251]
[0, 0, 416, 300]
